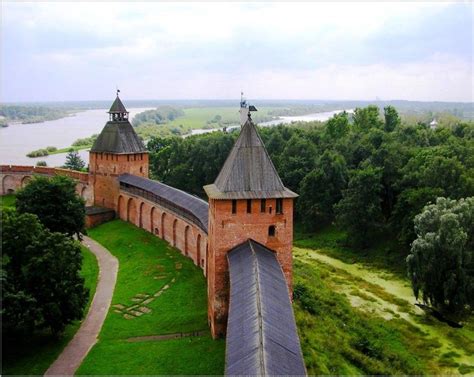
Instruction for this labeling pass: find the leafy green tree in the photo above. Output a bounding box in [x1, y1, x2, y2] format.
[279, 133, 317, 192]
[298, 150, 348, 229]
[35, 160, 47, 167]
[353, 105, 383, 131]
[407, 197, 474, 315]
[1, 209, 87, 335]
[326, 111, 349, 139]
[390, 187, 444, 247]
[63, 151, 86, 171]
[335, 164, 383, 248]
[16, 175, 85, 237]
[383, 105, 401, 132]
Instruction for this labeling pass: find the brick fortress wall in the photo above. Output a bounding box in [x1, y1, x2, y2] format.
[0, 165, 93, 205]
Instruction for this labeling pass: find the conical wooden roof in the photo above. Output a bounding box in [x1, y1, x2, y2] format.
[204, 118, 297, 199]
[91, 96, 146, 154]
[109, 95, 128, 113]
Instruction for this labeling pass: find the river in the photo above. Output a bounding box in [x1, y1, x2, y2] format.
[0, 108, 152, 167]
[0, 108, 351, 167]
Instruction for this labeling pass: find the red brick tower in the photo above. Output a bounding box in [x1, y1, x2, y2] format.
[204, 113, 298, 338]
[89, 92, 148, 209]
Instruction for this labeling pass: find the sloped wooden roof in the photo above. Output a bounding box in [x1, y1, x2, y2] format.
[226, 239, 306, 375]
[90, 120, 146, 154]
[204, 118, 297, 199]
[109, 95, 128, 113]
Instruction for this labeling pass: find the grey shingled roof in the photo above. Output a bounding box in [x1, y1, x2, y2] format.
[226, 240, 306, 376]
[109, 95, 128, 113]
[90, 120, 147, 154]
[204, 118, 297, 200]
[118, 173, 208, 232]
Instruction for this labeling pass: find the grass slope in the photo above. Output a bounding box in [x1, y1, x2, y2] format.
[77, 220, 225, 375]
[294, 228, 474, 375]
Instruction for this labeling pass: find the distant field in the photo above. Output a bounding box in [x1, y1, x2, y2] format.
[134, 106, 275, 139]
[77, 220, 225, 375]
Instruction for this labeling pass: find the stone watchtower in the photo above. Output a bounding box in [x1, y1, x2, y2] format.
[89, 93, 148, 209]
[204, 113, 298, 338]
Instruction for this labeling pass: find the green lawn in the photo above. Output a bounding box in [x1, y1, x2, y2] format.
[77, 220, 225, 375]
[3, 245, 99, 375]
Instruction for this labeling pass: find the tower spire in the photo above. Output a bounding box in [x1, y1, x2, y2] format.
[108, 89, 128, 121]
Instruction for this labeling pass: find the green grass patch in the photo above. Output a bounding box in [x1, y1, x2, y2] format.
[2, 245, 99, 375]
[294, 225, 409, 278]
[1, 194, 16, 209]
[77, 220, 225, 375]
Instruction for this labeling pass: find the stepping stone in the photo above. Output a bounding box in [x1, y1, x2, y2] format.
[135, 293, 148, 298]
[138, 306, 152, 314]
[131, 298, 142, 302]
[124, 314, 134, 320]
[163, 284, 170, 290]
[130, 310, 144, 316]
[154, 276, 167, 280]
[171, 278, 176, 283]
[113, 304, 125, 309]
[114, 310, 122, 314]
[153, 291, 162, 297]
[143, 298, 154, 305]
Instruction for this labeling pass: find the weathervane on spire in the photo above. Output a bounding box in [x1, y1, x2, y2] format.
[239, 92, 257, 125]
[116, 86, 120, 97]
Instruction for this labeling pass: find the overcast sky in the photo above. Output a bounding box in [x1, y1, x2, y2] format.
[1, 2, 472, 102]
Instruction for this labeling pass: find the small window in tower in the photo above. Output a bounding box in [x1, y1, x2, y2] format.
[247, 199, 252, 213]
[127, 155, 130, 162]
[269, 225, 276, 237]
[140, 166, 143, 173]
[232, 199, 237, 214]
[276, 198, 283, 214]
[261, 199, 266, 213]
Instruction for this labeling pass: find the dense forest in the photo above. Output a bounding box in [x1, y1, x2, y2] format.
[147, 105, 474, 253]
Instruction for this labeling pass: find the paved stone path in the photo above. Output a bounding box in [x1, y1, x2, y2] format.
[45, 236, 118, 376]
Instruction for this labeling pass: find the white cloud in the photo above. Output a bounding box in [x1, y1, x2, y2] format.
[1, 1, 471, 101]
